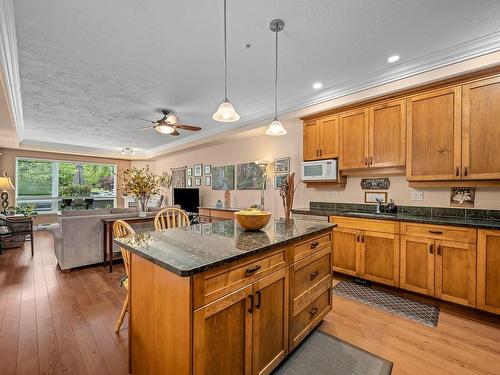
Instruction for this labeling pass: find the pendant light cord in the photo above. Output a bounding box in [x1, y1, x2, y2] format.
[274, 22, 278, 120]
[223, 0, 228, 101]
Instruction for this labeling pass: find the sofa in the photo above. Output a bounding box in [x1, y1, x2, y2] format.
[47, 207, 174, 271]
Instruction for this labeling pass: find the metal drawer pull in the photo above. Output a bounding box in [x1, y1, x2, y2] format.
[245, 265, 261, 276]
[310, 241, 320, 249]
[429, 243, 433, 254]
[428, 230, 443, 234]
[309, 307, 318, 316]
[310, 271, 320, 279]
[255, 291, 261, 309]
[248, 295, 254, 313]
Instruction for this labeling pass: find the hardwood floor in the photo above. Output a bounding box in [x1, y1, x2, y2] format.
[1, 232, 499, 374]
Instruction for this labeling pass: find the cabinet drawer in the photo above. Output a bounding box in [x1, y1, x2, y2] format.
[331, 216, 399, 234]
[211, 210, 235, 220]
[400, 222, 476, 244]
[290, 248, 331, 300]
[291, 232, 332, 262]
[193, 248, 286, 309]
[290, 288, 331, 350]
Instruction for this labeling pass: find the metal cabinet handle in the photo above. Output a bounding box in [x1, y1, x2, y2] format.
[428, 230, 443, 234]
[456, 166, 460, 177]
[369, 156, 373, 166]
[310, 241, 320, 249]
[248, 294, 254, 313]
[255, 290, 261, 309]
[356, 234, 360, 242]
[429, 243, 434, 254]
[464, 166, 468, 176]
[309, 307, 318, 316]
[310, 271, 320, 279]
[364, 157, 368, 166]
[436, 245, 442, 256]
[245, 265, 261, 276]
[362, 234, 365, 243]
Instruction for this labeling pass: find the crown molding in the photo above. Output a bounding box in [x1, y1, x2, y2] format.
[0, 0, 24, 142]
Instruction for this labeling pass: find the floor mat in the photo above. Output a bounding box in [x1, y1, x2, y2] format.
[333, 280, 439, 327]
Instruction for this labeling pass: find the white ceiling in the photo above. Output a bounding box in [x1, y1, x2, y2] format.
[13, 0, 500, 156]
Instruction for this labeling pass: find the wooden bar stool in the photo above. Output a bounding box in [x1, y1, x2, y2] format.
[154, 207, 189, 230]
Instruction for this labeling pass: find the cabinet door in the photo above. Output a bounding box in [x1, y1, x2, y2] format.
[332, 227, 360, 276]
[339, 109, 369, 170]
[369, 99, 406, 168]
[434, 240, 476, 307]
[360, 231, 400, 287]
[400, 236, 435, 296]
[194, 285, 253, 375]
[477, 230, 500, 314]
[303, 120, 321, 161]
[319, 115, 339, 159]
[406, 87, 462, 180]
[462, 76, 500, 180]
[252, 269, 288, 375]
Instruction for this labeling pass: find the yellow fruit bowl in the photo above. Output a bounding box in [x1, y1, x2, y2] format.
[234, 208, 272, 231]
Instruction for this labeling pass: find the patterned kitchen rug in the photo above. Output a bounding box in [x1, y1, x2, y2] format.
[273, 330, 392, 375]
[333, 280, 440, 327]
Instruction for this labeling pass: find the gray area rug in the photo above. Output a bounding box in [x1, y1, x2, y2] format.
[333, 280, 439, 327]
[274, 330, 392, 375]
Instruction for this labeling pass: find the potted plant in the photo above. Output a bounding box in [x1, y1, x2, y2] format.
[119, 166, 166, 217]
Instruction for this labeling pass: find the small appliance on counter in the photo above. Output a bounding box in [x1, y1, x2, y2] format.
[301, 159, 338, 181]
[385, 199, 397, 213]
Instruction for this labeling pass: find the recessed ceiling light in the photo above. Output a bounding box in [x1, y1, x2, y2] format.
[387, 55, 400, 63]
[313, 82, 323, 89]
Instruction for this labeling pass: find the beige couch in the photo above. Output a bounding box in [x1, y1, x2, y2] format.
[48, 207, 171, 271]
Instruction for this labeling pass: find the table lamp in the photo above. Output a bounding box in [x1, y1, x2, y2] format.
[0, 173, 15, 215]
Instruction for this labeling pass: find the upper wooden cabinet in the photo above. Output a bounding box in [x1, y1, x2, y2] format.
[407, 86, 462, 181]
[462, 76, 500, 180]
[303, 115, 339, 161]
[339, 108, 369, 169]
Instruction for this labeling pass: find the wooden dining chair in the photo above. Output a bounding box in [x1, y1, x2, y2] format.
[154, 207, 190, 230]
[113, 219, 135, 333]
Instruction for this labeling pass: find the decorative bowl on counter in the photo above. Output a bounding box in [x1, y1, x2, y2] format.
[234, 208, 272, 231]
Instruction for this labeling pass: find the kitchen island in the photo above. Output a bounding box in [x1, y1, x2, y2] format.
[115, 218, 335, 375]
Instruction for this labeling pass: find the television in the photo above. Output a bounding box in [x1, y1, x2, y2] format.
[173, 188, 200, 213]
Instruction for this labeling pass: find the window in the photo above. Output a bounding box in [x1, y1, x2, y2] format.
[15, 158, 117, 213]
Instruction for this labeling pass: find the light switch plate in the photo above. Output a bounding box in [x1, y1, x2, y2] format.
[332, 192, 338, 200]
[412, 191, 424, 201]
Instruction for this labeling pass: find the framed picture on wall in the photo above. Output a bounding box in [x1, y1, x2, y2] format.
[364, 191, 387, 204]
[205, 176, 211, 186]
[195, 178, 201, 186]
[194, 164, 203, 177]
[187, 178, 192, 187]
[204, 165, 212, 175]
[186, 168, 192, 177]
[274, 157, 290, 174]
[274, 174, 289, 189]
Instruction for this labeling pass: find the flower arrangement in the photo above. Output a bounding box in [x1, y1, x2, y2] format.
[119, 166, 166, 215]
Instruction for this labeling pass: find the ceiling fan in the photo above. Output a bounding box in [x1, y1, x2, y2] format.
[130, 110, 202, 136]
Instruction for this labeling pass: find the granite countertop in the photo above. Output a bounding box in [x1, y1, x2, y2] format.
[292, 207, 500, 230]
[114, 218, 335, 276]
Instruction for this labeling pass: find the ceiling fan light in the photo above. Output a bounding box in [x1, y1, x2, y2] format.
[213, 100, 240, 122]
[155, 124, 175, 134]
[166, 114, 178, 124]
[265, 119, 287, 136]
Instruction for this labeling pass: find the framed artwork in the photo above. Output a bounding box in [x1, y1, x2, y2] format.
[192, 224, 202, 234]
[212, 165, 235, 190]
[274, 174, 289, 189]
[361, 178, 390, 190]
[364, 191, 387, 204]
[202, 224, 212, 236]
[236, 162, 264, 190]
[205, 176, 211, 186]
[204, 165, 212, 175]
[187, 178, 192, 187]
[195, 178, 201, 186]
[450, 187, 475, 208]
[274, 157, 290, 174]
[186, 168, 192, 177]
[194, 164, 203, 177]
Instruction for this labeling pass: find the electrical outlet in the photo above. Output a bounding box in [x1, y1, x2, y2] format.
[332, 192, 338, 200]
[412, 191, 424, 201]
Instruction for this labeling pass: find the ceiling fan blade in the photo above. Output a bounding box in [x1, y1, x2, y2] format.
[170, 129, 180, 136]
[173, 124, 202, 131]
[137, 126, 152, 130]
[128, 116, 156, 123]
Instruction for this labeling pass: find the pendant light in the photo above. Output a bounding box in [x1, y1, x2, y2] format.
[213, 0, 240, 122]
[265, 19, 287, 136]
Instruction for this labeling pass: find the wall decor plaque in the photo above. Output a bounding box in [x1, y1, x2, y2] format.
[361, 178, 390, 190]
[450, 187, 475, 208]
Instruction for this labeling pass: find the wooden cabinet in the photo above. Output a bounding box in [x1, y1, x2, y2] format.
[339, 108, 369, 169]
[400, 223, 476, 307]
[407, 86, 462, 181]
[194, 286, 254, 375]
[303, 116, 339, 161]
[477, 229, 500, 314]
[369, 99, 406, 168]
[331, 217, 399, 286]
[462, 76, 500, 180]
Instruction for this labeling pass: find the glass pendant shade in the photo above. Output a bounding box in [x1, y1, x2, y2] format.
[265, 118, 287, 136]
[213, 100, 240, 122]
[155, 124, 176, 134]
